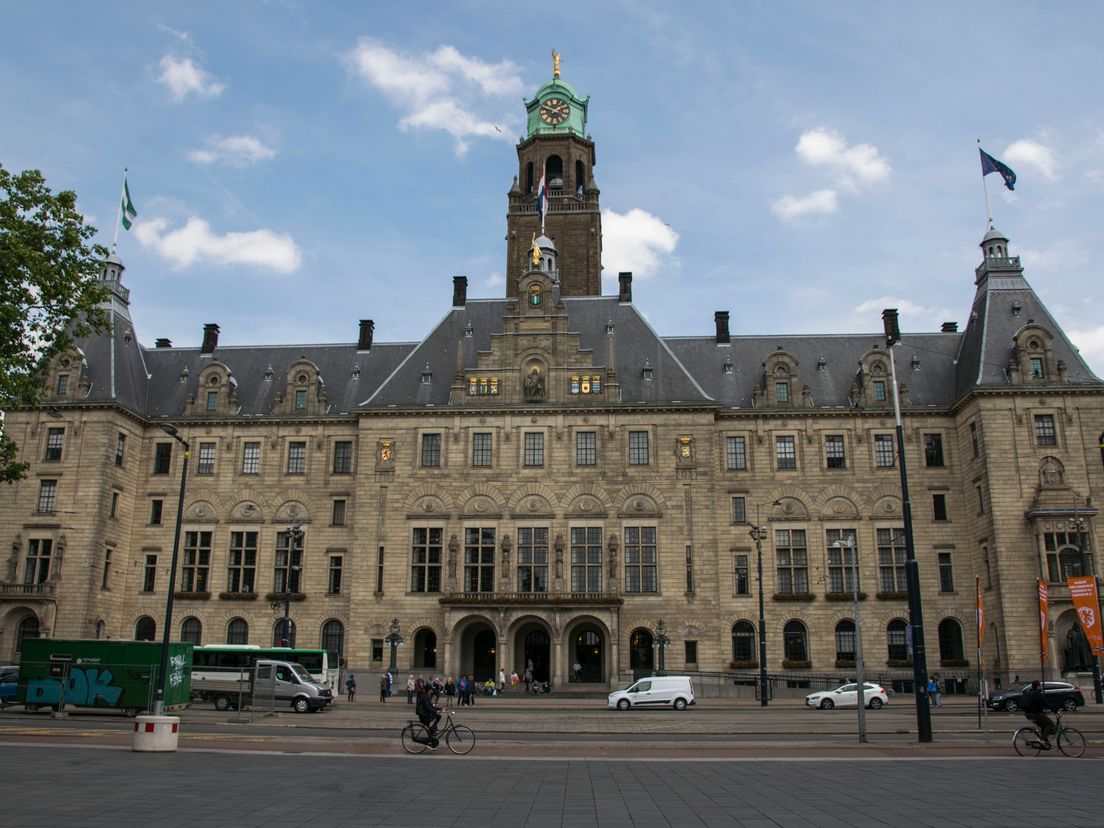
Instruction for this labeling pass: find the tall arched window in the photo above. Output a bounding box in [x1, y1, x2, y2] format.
[574, 160, 585, 194]
[629, 628, 654, 670]
[834, 620, 856, 661]
[95, 620, 106, 640]
[525, 161, 534, 195]
[16, 615, 40, 652]
[180, 617, 202, 645]
[135, 616, 156, 641]
[546, 154, 563, 188]
[887, 619, 909, 661]
[227, 617, 249, 645]
[938, 618, 964, 662]
[783, 620, 808, 662]
[322, 620, 345, 663]
[731, 621, 756, 662]
[274, 619, 296, 647]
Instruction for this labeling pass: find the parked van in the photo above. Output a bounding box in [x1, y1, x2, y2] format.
[608, 676, 696, 710]
[192, 659, 331, 713]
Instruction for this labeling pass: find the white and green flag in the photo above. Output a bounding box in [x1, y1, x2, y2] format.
[121, 174, 138, 230]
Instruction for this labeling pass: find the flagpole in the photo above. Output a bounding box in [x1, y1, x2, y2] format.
[112, 168, 128, 253]
[977, 140, 993, 227]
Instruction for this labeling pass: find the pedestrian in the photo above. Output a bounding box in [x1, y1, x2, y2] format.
[379, 673, 388, 702]
[345, 673, 356, 702]
[498, 668, 506, 694]
[445, 676, 456, 699]
[469, 675, 477, 706]
[572, 661, 582, 682]
[457, 675, 468, 705]
[927, 676, 942, 709]
[385, 670, 393, 698]
[406, 674, 415, 704]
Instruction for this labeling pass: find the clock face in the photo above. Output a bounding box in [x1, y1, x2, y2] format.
[539, 98, 570, 125]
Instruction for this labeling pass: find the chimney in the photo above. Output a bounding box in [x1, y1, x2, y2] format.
[618, 272, 632, 303]
[941, 322, 959, 333]
[201, 323, 219, 354]
[453, 276, 468, 307]
[358, 319, 375, 351]
[154, 338, 172, 349]
[714, 311, 730, 344]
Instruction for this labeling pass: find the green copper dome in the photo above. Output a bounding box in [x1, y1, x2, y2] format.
[524, 72, 589, 139]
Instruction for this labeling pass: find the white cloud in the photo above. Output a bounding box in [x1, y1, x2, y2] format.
[347, 39, 520, 156]
[770, 189, 838, 221]
[852, 297, 956, 332]
[135, 216, 300, 273]
[796, 127, 890, 190]
[1004, 138, 1059, 181]
[484, 271, 505, 288]
[1018, 240, 1087, 273]
[1068, 325, 1104, 374]
[601, 208, 679, 280]
[159, 55, 224, 101]
[187, 135, 278, 166]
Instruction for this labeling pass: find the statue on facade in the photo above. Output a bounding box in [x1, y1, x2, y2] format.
[552, 49, 560, 79]
[524, 366, 545, 399]
[1066, 624, 1094, 671]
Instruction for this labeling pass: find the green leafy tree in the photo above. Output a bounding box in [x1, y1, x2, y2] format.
[1, 163, 110, 483]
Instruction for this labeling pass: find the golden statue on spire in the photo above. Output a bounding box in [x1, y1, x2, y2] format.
[551, 49, 560, 79]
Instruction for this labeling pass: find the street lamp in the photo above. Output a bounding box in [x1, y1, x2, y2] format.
[281, 524, 303, 647]
[153, 422, 188, 717]
[655, 619, 669, 676]
[883, 308, 933, 743]
[749, 523, 770, 707]
[834, 536, 867, 742]
[384, 618, 404, 674]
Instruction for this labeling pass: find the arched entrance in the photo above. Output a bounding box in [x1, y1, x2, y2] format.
[413, 628, 437, 670]
[514, 621, 551, 681]
[629, 628, 654, 679]
[571, 623, 604, 683]
[458, 619, 497, 681]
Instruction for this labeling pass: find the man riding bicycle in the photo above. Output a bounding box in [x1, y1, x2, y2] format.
[415, 681, 442, 750]
[1023, 680, 1055, 748]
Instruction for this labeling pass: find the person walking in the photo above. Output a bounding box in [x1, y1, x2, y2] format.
[406, 674, 416, 704]
[344, 673, 356, 702]
[378, 673, 388, 703]
[498, 668, 506, 694]
[927, 676, 942, 709]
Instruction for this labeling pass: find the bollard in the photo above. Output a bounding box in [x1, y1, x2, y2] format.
[131, 715, 180, 752]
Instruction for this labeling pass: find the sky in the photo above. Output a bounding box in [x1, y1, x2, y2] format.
[3, 1, 1103, 375]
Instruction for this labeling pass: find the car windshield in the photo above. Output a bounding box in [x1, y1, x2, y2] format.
[290, 663, 311, 682]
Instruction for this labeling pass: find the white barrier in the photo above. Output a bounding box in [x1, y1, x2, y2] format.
[131, 715, 180, 752]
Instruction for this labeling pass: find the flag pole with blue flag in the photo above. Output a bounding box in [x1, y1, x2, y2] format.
[536, 165, 548, 234]
[112, 168, 138, 253]
[977, 142, 1016, 226]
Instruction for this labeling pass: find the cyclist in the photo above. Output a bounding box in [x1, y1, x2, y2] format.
[1023, 680, 1055, 748]
[415, 681, 442, 750]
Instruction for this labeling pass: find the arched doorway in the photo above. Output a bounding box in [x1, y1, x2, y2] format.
[413, 628, 437, 670]
[458, 620, 497, 681]
[571, 623, 604, 683]
[514, 622, 551, 682]
[629, 628, 654, 678]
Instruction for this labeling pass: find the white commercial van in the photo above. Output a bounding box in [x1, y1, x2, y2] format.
[608, 676, 696, 710]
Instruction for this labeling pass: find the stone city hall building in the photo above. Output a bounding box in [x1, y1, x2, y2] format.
[2, 66, 1102, 693]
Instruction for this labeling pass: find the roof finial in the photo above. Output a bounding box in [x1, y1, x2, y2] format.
[551, 49, 560, 79]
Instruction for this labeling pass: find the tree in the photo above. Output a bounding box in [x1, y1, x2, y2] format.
[1, 163, 110, 483]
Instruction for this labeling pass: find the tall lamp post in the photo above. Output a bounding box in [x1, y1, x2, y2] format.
[385, 618, 403, 674]
[834, 537, 867, 742]
[883, 308, 933, 742]
[749, 523, 770, 706]
[655, 619, 669, 676]
[153, 423, 188, 717]
[280, 523, 303, 647]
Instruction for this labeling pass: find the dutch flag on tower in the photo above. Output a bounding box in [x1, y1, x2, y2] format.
[536, 166, 548, 233]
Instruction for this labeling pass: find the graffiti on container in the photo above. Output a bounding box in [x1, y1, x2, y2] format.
[26, 667, 125, 707]
[168, 654, 186, 688]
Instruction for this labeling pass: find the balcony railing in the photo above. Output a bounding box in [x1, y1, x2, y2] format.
[440, 591, 622, 606]
[0, 582, 55, 598]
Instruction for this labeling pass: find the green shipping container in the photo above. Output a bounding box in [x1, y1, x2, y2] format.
[17, 639, 193, 716]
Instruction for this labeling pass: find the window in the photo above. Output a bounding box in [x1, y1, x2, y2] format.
[182, 531, 212, 592]
[181, 617, 202, 645]
[1044, 529, 1093, 582]
[775, 435, 796, 470]
[410, 527, 442, 593]
[1030, 357, 1045, 379]
[982, 544, 991, 589]
[684, 641, 698, 664]
[923, 434, 944, 467]
[15, 616, 40, 652]
[872, 379, 887, 401]
[731, 496, 747, 524]
[932, 493, 948, 521]
[149, 499, 163, 525]
[734, 554, 749, 595]
[570, 527, 603, 593]
[274, 530, 304, 593]
[825, 435, 845, 469]
[876, 528, 907, 593]
[142, 554, 157, 592]
[523, 432, 544, 467]
[197, 441, 216, 475]
[287, 441, 306, 474]
[36, 480, 57, 513]
[331, 499, 346, 527]
[1034, 414, 1057, 446]
[421, 433, 442, 467]
[874, 434, 895, 467]
[835, 620, 856, 661]
[575, 431, 597, 466]
[322, 620, 344, 661]
[371, 639, 384, 662]
[732, 621, 755, 662]
[109, 491, 119, 519]
[227, 531, 257, 593]
[464, 527, 496, 592]
[775, 529, 808, 594]
[887, 619, 909, 661]
[938, 552, 955, 593]
[135, 616, 156, 641]
[242, 441, 261, 474]
[517, 527, 548, 593]
[970, 422, 980, 458]
[153, 443, 172, 474]
[783, 620, 808, 662]
[726, 436, 747, 470]
[24, 539, 52, 584]
[826, 529, 859, 594]
[274, 620, 296, 648]
[227, 617, 249, 645]
[206, 391, 219, 411]
[328, 556, 343, 594]
[975, 485, 985, 515]
[56, 374, 69, 395]
[937, 618, 965, 662]
[44, 428, 64, 462]
[332, 441, 353, 474]
[775, 381, 789, 404]
[628, 431, 649, 465]
[294, 389, 307, 410]
[115, 432, 126, 466]
[472, 432, 492, 467]
[624, 526, 658, 593]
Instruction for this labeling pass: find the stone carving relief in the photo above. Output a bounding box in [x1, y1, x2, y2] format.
[1039, 456, 1065, 488]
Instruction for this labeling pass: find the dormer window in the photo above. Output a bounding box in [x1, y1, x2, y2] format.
[642, 362, 654, 381]
[206, 391, 219, 411]
[775, 382, 789, 403]
[1031, 357, 1045, 379]
[872, 380, 887, 401]
[294, 389, 307, 409]
[57, 374, 69, 395]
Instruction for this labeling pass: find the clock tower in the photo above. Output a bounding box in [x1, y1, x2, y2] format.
[506, 54, 602, 297]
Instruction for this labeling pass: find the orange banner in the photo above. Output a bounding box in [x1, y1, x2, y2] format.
[1039, 579, 1049, 665]
[1067, 576, 1104, 657]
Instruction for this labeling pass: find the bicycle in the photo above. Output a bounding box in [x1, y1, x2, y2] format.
[1012, 710, 1086, 757]
[401, 708, 476, 755]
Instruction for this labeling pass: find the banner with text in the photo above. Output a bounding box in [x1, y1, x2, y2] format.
[1039, 579, 1049, 665]
[1067, 576, 1104, 656]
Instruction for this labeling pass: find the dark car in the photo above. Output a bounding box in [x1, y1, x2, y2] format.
[987, 681, 1084, 712]
[0, 665, 18, 708]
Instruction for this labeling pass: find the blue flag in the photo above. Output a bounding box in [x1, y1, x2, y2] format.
[979, 148, 1016, 191]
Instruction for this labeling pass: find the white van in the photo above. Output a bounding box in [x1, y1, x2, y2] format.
[608, 676, 696, 711]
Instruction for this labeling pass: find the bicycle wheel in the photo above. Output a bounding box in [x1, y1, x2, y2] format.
[1012, 727, 1041, 756]
[1057, 727, 1086, 758]
[401, 722, 430, 754]
[445, 724, 476, 755]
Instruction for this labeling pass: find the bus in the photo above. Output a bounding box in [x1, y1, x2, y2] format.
[191, 645, 338, 690]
